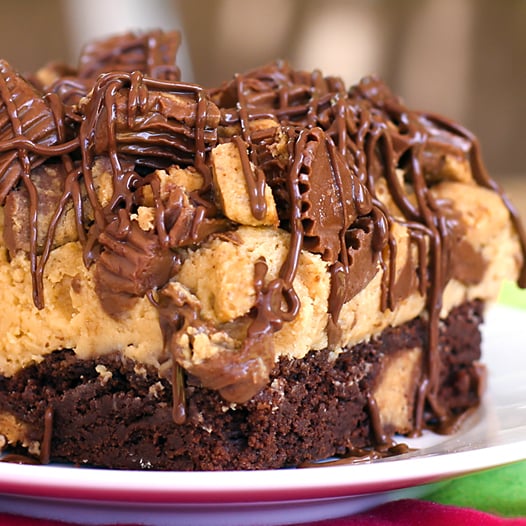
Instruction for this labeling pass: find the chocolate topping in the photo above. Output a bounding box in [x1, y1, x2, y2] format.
[290, 126, 369, 263]
[78, 30, 182, 82]
[31, 30, 183, 109]
[77, 72, 220, 169]
[146, 170, 230, 249]
[95, 208, 178, 316]
[2, 162, 97, 257]
[0, 31, 524, 434]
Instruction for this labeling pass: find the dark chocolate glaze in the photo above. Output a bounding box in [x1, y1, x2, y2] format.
[0, 34, 524, 440]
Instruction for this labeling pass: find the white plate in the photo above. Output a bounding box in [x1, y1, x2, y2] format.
[0, 304, 525, 526]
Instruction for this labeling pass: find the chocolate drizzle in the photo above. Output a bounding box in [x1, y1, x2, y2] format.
[0, 32, 524, 442]
[298, 443, 413, 468]
[40, 406, 54, 465]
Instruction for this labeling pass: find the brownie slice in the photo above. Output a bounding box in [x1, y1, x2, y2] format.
[0, 301, 483, 470]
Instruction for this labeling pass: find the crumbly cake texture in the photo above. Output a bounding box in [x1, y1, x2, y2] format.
[0, 29, 523, 470]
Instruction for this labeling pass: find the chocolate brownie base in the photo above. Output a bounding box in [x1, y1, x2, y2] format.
[0, 301, 484, 471]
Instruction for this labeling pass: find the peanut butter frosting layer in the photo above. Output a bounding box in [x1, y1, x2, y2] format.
[0, 176, 519, 378]
[0, 30, 524, 429]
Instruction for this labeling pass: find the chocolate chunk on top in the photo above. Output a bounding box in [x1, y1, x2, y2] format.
[78, 29, 182, 81]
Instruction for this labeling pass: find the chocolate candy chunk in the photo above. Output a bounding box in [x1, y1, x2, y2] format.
[143, 169, 231, 249]
[3, 164, 77, 256]
[158, 280, 276, 405]
[294, 127, 372, 263]
[209, 60, 345, 125]
[95, 209, 178, 316]
[78, 72, 220, 169]
[29, 62, 79, 93]
[349, 76, 473, 184]
[34, 31, 183, 108]
[78, 30, 182, 81]
[0, 60, 64, 203]
[345, 217, 383, 300]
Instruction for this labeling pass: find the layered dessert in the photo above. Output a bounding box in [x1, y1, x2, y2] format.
[0, 30, 523, 470]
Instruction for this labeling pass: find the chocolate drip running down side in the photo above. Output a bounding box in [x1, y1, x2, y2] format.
[0, 32, 524, 442]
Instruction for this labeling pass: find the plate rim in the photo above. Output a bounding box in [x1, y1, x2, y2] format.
[0, 440, 525, 504]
